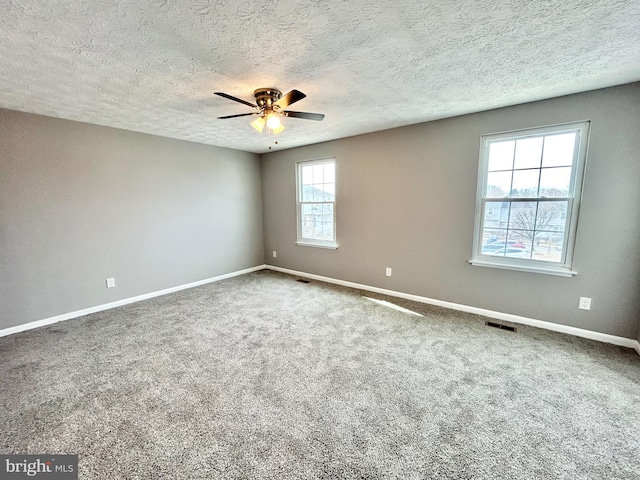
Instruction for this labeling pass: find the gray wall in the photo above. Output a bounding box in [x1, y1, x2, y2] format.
[262, 83, 640, 339]
[0, 109, 264, 330]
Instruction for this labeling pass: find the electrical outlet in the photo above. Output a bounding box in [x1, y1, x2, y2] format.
[106, 278, 116, 288]
[385, 267, 392, 277]
[273, 250, 277, 258]
[578, 297, 591, 310]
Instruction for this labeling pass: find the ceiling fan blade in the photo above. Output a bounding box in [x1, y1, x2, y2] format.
[274, 90, 306, 109]
[217, 112, 259, 119]
[214, 92, 257, 108]
[284, 111, 325, 121]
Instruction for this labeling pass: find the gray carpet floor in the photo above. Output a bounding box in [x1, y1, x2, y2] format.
[1, 270, 639, 479]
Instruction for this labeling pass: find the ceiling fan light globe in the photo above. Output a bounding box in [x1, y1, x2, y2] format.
[251, 116, 265, 133]
[266, 114, 282, 130]
[271, 123, 285, 134]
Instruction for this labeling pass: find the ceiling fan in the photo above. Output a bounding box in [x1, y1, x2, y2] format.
[214, 88, 324, 134]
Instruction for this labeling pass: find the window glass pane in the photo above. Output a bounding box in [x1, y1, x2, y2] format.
[481, 229, 507, 254]
[542, 133, 575, 167]
[486, 171, 512, 198]
[488, 140, 515, 171]
[511, 169, 540, 197]
[301, 204, 316, 216]
[312, 185, 324, 201]
[302, 185, 314, 202]
[514, 137, 543, 170]
[314, 222, 333, 240]
[301, 166, 313, 185]
[539, 167, 571, 197]
[480, 229, 507, 256]
[507, 229, 531, 245]
[532, 231, 563, 263]
[507, 230, 533, 257]
[323, 183, 335, 201]
[508, 202, 538, 231]
[535, 201, 567, 233]
[312, 164, 324, 184]
[483, 202, 508, 228]
[302, 215, 328, 239]
[301, 214, 315, 237]
[501, 245, 532, 259]
[322, 204, 334, 215]
[323, 163, 335, 183]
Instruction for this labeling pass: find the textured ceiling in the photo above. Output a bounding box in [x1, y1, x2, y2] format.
[0, 1, 639, 154]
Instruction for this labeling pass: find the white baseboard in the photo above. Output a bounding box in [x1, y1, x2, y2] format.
[266, 265, 640, 353]
[0, 265, 266, 338]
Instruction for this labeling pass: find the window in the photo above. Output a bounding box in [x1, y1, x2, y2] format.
[471, 121, 589, 276]
[296, 158, 337, 248]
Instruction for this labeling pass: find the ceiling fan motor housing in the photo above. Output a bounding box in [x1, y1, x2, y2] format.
[254, 88, 282, 111]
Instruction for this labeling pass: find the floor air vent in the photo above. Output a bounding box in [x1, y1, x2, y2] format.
[296, 279, 311, 283]
[485, 321, 517, 333]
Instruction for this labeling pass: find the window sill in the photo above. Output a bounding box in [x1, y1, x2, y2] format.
[469, 259, 577, 277]
[296, 241, 338, 250]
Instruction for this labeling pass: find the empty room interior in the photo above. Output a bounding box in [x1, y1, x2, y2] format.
[1, 1, 639, 479]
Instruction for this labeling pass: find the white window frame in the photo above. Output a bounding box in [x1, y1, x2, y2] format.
[296, 157, 337, 249]
[470, 121, 590, 277]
